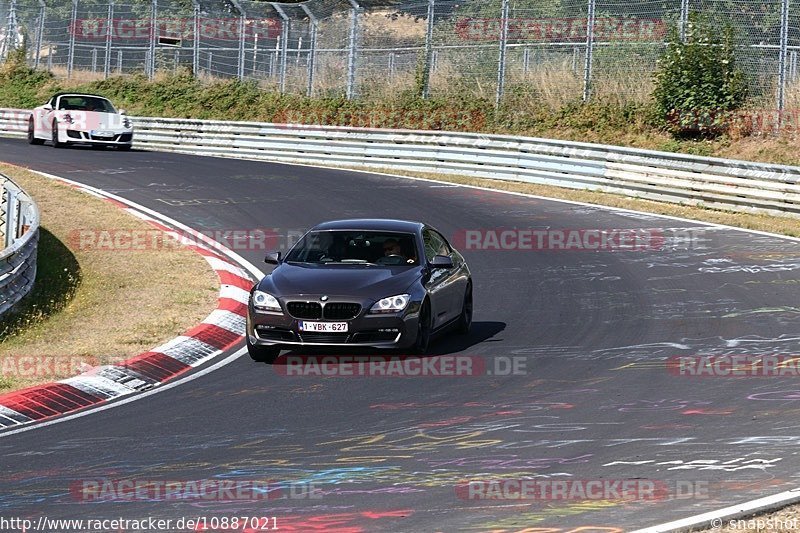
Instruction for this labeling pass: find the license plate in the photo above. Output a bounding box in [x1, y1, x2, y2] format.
[92, 130, 114, 138]
[299, 321, 348, 333]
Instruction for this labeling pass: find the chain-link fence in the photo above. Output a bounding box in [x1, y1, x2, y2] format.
[1, 0, 799, 110]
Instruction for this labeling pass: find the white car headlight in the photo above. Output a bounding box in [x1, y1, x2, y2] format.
[369, 294, 410, 314]
[252, 291, 282, 313]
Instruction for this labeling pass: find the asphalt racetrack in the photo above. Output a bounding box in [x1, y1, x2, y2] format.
[2, 136, 800, 531]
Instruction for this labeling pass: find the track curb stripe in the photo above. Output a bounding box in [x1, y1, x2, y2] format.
[0, 172, 257, 429]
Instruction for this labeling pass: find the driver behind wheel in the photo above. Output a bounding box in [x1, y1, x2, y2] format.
[383, 238, 416, 264]
[383, 238, 403, 258]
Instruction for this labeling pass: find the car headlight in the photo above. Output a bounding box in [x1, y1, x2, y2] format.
[123, 118, 132, 129]
[252, 291, 282, 313]
[369, 294, 410, 314]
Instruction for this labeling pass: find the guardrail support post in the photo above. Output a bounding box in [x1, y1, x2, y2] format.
[582, 0, 596, 102]
[495, 0, 509, 108]
[34, 0, 46, 69]
[346, 0, 361, 100]
[422, 0, 435, 99]
[67, 0, 77, 78]
[148, 0, 157, 78]
[104, 0, 113, 78]
[300, 4, 318, 98]
[4, 184, 18, 250]
[777, 0, 790, 123]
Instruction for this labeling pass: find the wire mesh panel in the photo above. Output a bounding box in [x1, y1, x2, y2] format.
[302, 0, 357, 97]
[153, 0, 195, 75]
[236, 1, 292, 92]
[588, 0, 677, 105]
[38, 0, 74, 72]
[790, 2, 800, 109]
[1, 0, 798, 110]
[70, 0, 114, 77]
[356, 1, 427, 98]
[0, 0, 12, 63]
[694, 0, 784, 103]
[430, 0, 503, 101]
[502, 0, 590, 107]
[195, 0, 240, 79]
[14, 0, 43, 66]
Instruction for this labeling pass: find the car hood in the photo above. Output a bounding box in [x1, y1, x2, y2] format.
[260, 263, 422, 300]
[83, 112, 128, 130]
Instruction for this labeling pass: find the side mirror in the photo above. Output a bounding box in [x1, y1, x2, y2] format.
[265, 251, 282, 265]
[429, 255, 453, 269]
[43, 104, 52, 111]
[118, 108, 127, 115]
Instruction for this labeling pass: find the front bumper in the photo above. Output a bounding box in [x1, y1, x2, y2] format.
[65, 129, 133, 145]
[247, 298, 421, 350]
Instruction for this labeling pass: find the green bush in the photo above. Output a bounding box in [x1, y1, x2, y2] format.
[652, 14, 748, 138]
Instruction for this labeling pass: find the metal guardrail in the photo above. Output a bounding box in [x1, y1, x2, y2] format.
[3, 107, 800, 218]
[0, 170, 39, 318]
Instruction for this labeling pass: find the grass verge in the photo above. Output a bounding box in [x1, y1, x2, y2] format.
[0, 164, 220, 393]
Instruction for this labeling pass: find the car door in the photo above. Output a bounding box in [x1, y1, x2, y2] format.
[42, 96, 57, 139]
[422, 228, 460, 328]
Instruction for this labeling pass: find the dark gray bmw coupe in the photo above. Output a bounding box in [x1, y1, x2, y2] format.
[246, 219, 472, 361]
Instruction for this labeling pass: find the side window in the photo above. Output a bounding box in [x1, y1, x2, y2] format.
[423, 229, 448, 262]
[433, 230, 452, 257]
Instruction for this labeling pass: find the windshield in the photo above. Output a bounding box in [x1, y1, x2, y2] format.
[285, 231, 419, 266]
[57, 96, 117, 113]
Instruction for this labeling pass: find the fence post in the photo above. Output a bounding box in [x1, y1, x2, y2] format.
[117, 48, 122, 73]
[148, 0, 157, 78]
[346, 0, 360, 99]
[192, 0, 200, 76]
[582, 0, 596, 102]
[270, 3, 289, 93]
[228, 0, 246, 80]
[495, 0, 509, 107]
[777, 0, 790, 120]
[91, 47, 97, 72]
[104, 0, 113, 78]
[422, 0, 435, 98]
[679, 0, 689, 41]
[300, 4, 318, 97]
[522, 47, 530, 75]
[6, 0, 16, 57]
[34, 0, 45, 69]
[67, 0, 77, 78]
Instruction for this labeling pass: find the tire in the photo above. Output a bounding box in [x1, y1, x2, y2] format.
[247, 336, 281, 363]
[413, 299, 432, 355]
[28, 118, 43, 145]
[51, 120, 64, 148]
[456, 283, 473, 335]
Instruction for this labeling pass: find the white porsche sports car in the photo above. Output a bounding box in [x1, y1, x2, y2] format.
[28, 93, 133, 150]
